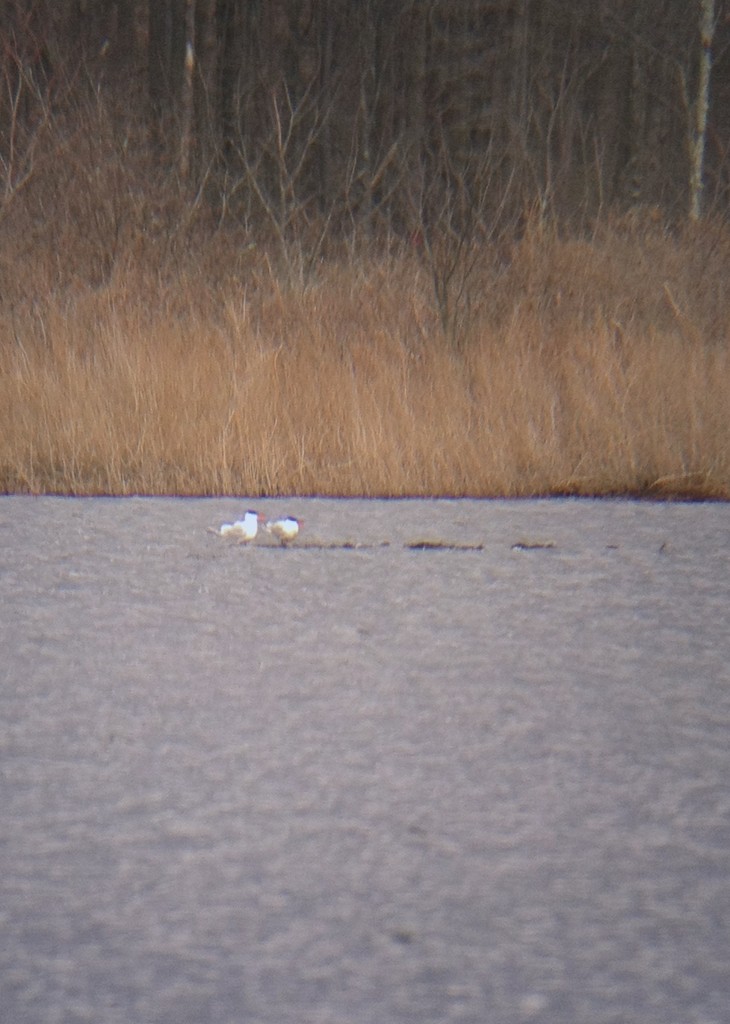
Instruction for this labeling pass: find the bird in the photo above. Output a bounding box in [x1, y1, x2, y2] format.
[219, 510, 264, 543]
[265, 515, 301, 546]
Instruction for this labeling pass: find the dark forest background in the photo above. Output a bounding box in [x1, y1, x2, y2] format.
[2, 3, 730, 499]
[2, 1, 729, 255]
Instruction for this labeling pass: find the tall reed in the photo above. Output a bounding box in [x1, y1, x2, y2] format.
[1, 231, 728, 498]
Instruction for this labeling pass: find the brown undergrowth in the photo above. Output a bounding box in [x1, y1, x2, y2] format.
[1, 152, 729, 497]
[1, 236, 728, 498]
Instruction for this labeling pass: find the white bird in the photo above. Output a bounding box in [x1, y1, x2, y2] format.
[265, 515, 302, 546]
[219, 510, 264, 543]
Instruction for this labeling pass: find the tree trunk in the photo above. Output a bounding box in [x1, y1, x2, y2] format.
[215, 0, 238, 158]
[148, 1, 185, 115]
[689, 0, 715, 220]
[179, 0, 196, 181]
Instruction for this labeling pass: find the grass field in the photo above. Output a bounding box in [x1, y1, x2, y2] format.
[2, 197, 729, 498]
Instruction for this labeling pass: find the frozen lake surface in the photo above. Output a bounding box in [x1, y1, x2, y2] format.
[1, 496, 729, 1024]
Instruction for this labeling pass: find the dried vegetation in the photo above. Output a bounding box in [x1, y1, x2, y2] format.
[1, 109, 728, 499]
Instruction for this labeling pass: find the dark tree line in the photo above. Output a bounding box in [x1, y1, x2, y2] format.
[2, 0, 729, 237]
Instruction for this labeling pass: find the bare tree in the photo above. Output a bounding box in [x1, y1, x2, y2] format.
[689, 0, 716, 219]
[179, 0, 195, 180]
[0, 1, 54, 211]
[148, 0, 185, 126]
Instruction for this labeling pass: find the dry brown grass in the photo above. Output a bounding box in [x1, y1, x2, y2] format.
[1, 224, 729, 498]
[1, 96, 729, 500]
[1, 90, 727, 498]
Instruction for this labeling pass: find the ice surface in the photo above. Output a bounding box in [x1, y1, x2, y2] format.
[1, 496, 729, 1024]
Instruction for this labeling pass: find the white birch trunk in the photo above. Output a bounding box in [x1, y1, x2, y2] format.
[689, 0, 715, 220]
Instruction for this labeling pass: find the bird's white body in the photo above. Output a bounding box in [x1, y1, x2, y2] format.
[219, 510, 263, 542]
[265, 516, 301, 545]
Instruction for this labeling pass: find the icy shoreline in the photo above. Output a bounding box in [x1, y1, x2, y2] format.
[2, 496, 729, 1024]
